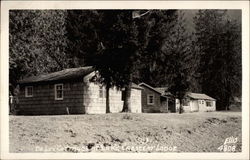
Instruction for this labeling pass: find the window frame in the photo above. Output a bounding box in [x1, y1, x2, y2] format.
[183, 99, 190, 106]
[25, 86, 33, 97]
[206, 101, 213, 107]
[55, 84, 64, 100]
[99, 86, 103, 98]
[199, 100, 204, 104]
[147, 94, 155, 105]
[99, 86, 106, 98]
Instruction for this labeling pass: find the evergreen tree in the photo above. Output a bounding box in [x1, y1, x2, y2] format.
[194, 10, 241, 110]
[136, 10, 178, 87]
[65, 10, 100, 67]
[82, 10, 178, 112]
[96, 10, 140, 112]
[9, 10, 67, 94]
[65, 10, 139, 112]
[161, 11, 193, 114]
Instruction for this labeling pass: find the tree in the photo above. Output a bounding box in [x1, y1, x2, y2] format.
[95, 10, 140, 112]
[10, 10, 39, 93]
[9, 10, 68, 94]
[136, 10, 179, 87]
[193, 10, 241, 110]
[161, 11, 193, 114]
[94, 10, 179, 112]
[65, 10, 101, 68]
[65, 10, 137, 113]
[34, 10, 68, 70]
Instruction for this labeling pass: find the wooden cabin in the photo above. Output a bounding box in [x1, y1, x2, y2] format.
[17, 66, 143, 115]
[138, 83, 169, 113]
[175, 93, 216, 112]
[155, 87, 176, 113]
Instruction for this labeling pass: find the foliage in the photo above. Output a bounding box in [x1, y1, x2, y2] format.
[194, 10, 241, 110]
[65, 10, 101, 67]
[96, 10, 140, 112]
[9, 10, 241, 111]
[136, 10, 179, 87]
[9, 10, 67, 94]
[161, 11, 193, 113]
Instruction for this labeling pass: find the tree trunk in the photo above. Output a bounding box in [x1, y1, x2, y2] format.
[122, 82, 132, 112]
[225, 102, 228, 111]
[225, 85, 231, 111]
[106, 85, 110, 113]
[179, 99, 183, 114]
[225, 97, 230, 111]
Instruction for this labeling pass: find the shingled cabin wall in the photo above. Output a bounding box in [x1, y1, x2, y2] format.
[18, 80, 85, 115]
[130, 88, 142, 113]
[141, 86, 162, 113]
[17, 67, 143, 115]
[83, 82, 124, 114]
[83, 72, 142, 114]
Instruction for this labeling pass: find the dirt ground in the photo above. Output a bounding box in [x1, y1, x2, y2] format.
[9, 111, 242, 153]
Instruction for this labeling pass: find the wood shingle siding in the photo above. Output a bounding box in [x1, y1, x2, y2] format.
[139, 83, 169, 113]
[175, 93, 216, 112]
[83, 72, 125, 114]
[18, 82, 84, 115]
[140, 85, 162, 113]
[17, 67, 143, 115]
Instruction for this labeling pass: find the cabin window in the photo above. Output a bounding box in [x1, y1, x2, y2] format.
[55, 84, 63, 100]
[183, 99, 189, 106]
[206, 101, 212, 107]
[25, 86, 33, 97]
[99, 86, 105, 98]
[99, 86, 103, 98]
[147, 94, 154, 105]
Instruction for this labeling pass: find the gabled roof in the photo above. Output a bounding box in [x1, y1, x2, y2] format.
[131, 83, 143, 90]
[187, 92, 215, 101]
[19, 67, 144, 89]
[19, 66, 94, 84]
[155, 87, 167, 94]
[139, 82, 162, 94]
[155, 87, 173, 97]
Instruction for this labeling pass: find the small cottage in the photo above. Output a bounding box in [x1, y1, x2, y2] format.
[138, 83, 169, 113]
[17, 66, 143, 115]
[175, 93, 216, 112]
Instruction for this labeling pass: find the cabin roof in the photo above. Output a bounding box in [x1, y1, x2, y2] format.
[18, 67, 144, 89]
[139, 83, 162, 94]
[187, 92, 215, 101]
[131, 83, 143, 90]
[154, 87, 173, 96]
[155, 87, 167, 94]
[18, 66, 94, 84]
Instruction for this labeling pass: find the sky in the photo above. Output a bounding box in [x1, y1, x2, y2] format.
[182, 10, 242, 32]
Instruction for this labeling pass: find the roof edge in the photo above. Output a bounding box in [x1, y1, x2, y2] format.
[18, 66, 95, 85]
[138, 82, 162, 94]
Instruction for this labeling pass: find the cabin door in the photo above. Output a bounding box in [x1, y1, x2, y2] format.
[192, 100, 199, 112]
[161, 100, 168, 113]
